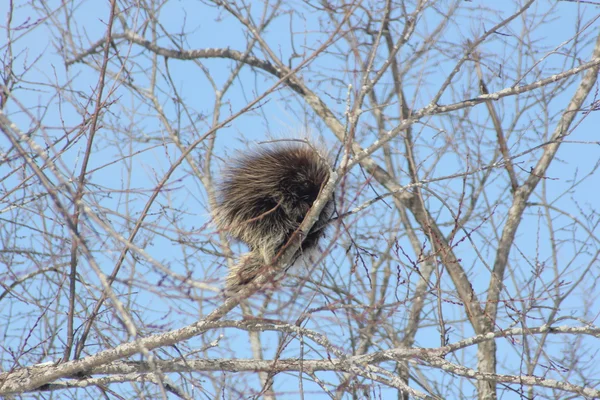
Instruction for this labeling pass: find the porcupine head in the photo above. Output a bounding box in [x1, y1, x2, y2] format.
[214, 142, 333, 292]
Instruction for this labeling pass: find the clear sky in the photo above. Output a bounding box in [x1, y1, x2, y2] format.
[1, 0, 599, 398]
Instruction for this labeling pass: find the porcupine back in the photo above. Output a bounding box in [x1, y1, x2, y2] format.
[214, 143, 332, 290]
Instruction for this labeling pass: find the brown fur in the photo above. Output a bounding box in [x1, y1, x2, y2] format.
[214, 143, 333, 291]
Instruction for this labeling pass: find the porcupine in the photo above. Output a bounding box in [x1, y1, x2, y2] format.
[214, 142, 333, 292]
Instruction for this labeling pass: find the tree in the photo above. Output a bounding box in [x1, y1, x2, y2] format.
[1, 0, 599, 398]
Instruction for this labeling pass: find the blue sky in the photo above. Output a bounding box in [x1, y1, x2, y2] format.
[1, 0, 599, 398]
